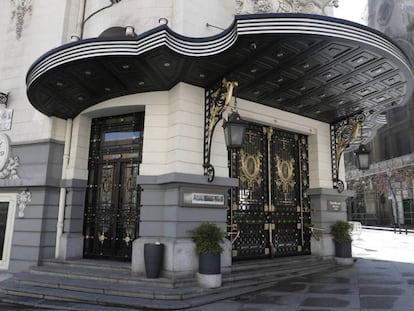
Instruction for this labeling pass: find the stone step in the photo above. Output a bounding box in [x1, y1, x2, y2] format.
[30, 265, 196, 289]
[15, 260, 329, 301]
[14, 272, 202, 300]
[228, 254, 317, 273]
[223, 260, 333, 283]
[33, 256, 321, 289]
[0, 256, 338, 310]
[40, 258, 131, 273]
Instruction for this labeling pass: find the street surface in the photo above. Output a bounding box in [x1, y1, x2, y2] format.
[189, 229, 414, 311]
[1, 229, 413, 310]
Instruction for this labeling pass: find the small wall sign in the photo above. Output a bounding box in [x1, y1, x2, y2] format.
[184, 192, 225, 205]
[327, 200, 342, 212]
[180, 187, 227, 208]
[0, 109, 13, 131]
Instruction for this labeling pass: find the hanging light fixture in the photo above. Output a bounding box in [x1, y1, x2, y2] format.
[355, 126, 370, 170]
[355, 144, 370, 170]
[222, 98, 247, 149]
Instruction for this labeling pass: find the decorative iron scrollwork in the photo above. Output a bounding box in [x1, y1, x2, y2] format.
[229, 124, 311, 259]
[331, 113, 366, 192]
[0, 93, 8, 106]
[203, 78, 238, 182]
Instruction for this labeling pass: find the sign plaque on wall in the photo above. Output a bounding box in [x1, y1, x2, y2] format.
[180, 187, 227, 208]
[184, 192, 225, 206]
[327, 200, 342, 212]
[0, 109, 13, 131]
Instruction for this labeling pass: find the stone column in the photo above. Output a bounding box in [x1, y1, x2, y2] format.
[58, 179, 87, 259]
[308, 188, 354, 258]
[131, 173, 237, 277]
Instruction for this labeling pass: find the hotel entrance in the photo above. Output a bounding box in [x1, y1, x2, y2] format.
[83, 113, 144, 260]
[228, 124, 311, 259]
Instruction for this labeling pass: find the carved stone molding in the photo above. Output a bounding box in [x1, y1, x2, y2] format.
[17, 190, 31, 218]
[0, 134, 19, 180]
[235, 0, 339, 15]
[11, 0, 33, 39]
[0, 156, 20, 179]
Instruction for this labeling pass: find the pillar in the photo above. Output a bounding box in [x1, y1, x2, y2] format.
[131, 173, 237, 277]
[308, 188, 354, 258]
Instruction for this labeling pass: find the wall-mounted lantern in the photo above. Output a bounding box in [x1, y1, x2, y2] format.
[355, 144, 370, 170]
[204, 79, 245, 182]
[222, 102, 247, 150]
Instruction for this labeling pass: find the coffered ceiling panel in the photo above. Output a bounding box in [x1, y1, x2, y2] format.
[26, 14, 414, 127]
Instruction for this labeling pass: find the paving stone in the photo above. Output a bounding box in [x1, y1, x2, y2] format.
[259, 281, 308, 293]
[402, 272, 414, 277]
[302, 276, 351, 284]
[357, 278, 403, 285]
[360, 296, 398, 309]
[359, 286, 404, 295]
[308, 284, 355, 295]
[300, 296, 352, 308]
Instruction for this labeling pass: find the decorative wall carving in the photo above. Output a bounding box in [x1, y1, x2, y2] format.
[0, 156, 20, 179]
[0, 134, 19, 180]
[17, 190, 31, 218]
[235, 0, 339, 15]
[11, 0, 32, 39]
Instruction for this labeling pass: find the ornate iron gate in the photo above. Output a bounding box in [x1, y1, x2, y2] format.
[228, 124, 311, 259]
[83, 113, 144, 260]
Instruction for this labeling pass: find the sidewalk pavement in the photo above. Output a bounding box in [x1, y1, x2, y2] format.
[0, 229, 413, 310]
[188, 229, 414, 311]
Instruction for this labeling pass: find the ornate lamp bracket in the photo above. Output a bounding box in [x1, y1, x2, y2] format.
[0, 92, 9, 106]
[330, 113, 365, 192]
[203, 78, 238, 182]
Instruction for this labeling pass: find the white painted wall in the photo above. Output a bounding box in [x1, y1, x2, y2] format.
[0, 0, 68, 144]
[172, 0, 235, 37]
[81, 0, 235, 39]
[74, 82, 332, 189]
[0, 0, 335, 188]
[82, 0, 174, 38]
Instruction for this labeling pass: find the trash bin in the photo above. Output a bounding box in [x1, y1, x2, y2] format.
[144, 242, 164, 278]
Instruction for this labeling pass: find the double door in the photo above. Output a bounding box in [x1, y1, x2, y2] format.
[83, 113, 143, 260]
[228, 124, 311, 259]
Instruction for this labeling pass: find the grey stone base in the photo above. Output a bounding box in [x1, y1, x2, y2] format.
[197, 273, 222, 288]
[59, 233, 83, 260]
[308, 188, 354, 258]
[131, 237, 231, 277]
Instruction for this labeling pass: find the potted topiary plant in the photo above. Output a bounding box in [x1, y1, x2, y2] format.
[330, 220, 353, 263]
[192, 222, 225, 288]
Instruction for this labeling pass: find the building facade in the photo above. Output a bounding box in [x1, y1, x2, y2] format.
[0, 0, 412, 275]
[346, 0, 414, 228]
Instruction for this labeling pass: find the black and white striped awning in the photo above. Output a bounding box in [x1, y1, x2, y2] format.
[26, 13, 414, 124]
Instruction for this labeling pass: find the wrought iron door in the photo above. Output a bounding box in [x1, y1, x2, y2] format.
[83, 113, 143, 260]
[228, 124, 311, 259]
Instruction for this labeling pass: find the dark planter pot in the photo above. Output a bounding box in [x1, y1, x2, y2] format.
[144, 243, 164, 278]
[334, 242, 352, 258]
[199, 253, 221, 274]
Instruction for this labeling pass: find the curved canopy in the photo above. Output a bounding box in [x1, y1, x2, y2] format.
[26, 13, 414, 126]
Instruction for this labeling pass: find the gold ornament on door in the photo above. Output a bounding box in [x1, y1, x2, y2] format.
[275, 155, 295, 193]
[240, 149, 262, 189]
